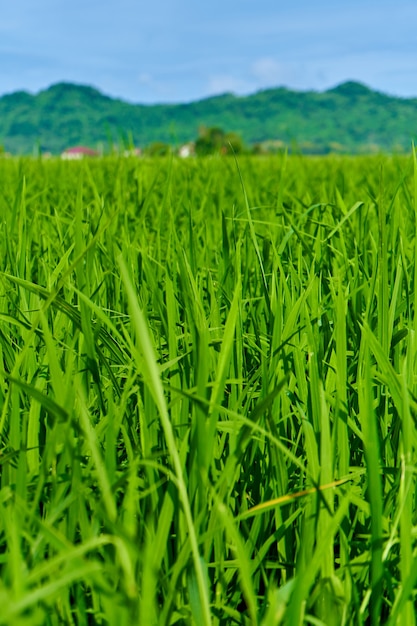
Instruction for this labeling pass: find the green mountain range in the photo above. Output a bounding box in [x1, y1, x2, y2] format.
[1, 80, 417, 155]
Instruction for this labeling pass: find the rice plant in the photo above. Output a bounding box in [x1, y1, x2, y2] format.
[0, 152, 417, 624]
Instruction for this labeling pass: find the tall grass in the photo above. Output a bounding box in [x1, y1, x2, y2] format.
[0, 153, 417, 624]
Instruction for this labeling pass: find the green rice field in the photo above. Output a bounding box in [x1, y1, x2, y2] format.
[1, 152, 417, 624]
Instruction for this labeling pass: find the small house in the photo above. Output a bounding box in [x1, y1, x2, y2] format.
[61, 146, 99, 160]
[178, 142, 195, 158]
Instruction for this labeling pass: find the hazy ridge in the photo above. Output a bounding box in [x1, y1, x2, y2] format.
[1, 80, 416, 154]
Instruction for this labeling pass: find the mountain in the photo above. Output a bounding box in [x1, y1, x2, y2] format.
[1, 80, 417, 154]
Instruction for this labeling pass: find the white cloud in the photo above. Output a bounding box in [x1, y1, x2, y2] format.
[205, 62, 305, 98]
[250, 58, 284, 84]
[138, 73, 152, 85]
[206, 74, 252, 95]
[250, 58, 308, 90]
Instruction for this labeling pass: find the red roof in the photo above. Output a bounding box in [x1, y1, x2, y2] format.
[63, 146, 98, 156]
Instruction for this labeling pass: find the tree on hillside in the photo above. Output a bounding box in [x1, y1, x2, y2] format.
[144, 141, 171, 156]
[195, 126, 244, 156]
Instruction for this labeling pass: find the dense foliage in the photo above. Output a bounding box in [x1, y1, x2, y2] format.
[1, 80, 417, 154]
[1, 153, 417, 624]
[195, 127, 245, 155]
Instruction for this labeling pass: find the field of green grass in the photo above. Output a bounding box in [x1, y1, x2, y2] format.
[1, 153, 417, 625]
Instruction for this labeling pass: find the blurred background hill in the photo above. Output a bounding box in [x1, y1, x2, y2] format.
[1, 80, 416, 155]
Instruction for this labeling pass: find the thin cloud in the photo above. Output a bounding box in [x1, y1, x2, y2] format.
[2, 0, 417, 102]
[250, 58, 300, 89]
[206, 74, 252, 95]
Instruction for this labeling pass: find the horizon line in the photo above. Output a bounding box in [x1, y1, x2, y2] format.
[1, 78, 414, 107]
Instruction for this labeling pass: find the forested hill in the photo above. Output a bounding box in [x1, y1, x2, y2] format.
[1, 80, 417, 154]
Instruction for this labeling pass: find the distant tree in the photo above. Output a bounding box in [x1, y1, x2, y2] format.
[224, 131, 245, 155]
[195, 126, 224, 155]
[195, 126, 245, 156]
[144, 141, 171, 157]
[251, 143, 264, 155]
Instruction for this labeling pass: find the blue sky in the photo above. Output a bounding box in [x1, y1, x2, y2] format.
[1, 0, 417, 103]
